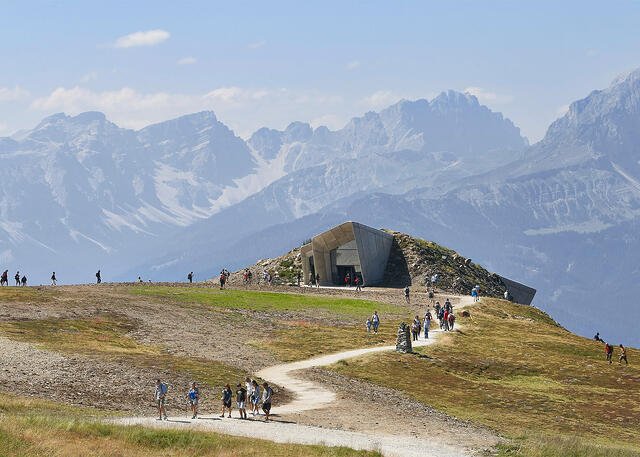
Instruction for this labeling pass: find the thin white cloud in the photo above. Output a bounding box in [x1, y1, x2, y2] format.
[177, 56, 197, 65]
[247, 39, 266, 49]
[362, 90, 402, 110]
[464, 86, 513, 104]
[30, 85, 345, 137]
[0, 86, 30, 102]
[114, 29, 170, 48]
[310, 114, 346, 130]
[346, 60, 360, 70]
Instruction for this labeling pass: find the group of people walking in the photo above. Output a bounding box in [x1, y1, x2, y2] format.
[0, 269, 58, 286]
[155, 378, 275, 422]
[595, 333, 629, 365]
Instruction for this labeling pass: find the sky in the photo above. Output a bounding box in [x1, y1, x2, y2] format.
[1, 0, 640, 142]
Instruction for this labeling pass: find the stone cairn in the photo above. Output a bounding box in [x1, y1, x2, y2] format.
[395, 322, 412, 353]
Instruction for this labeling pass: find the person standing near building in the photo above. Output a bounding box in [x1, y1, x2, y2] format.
[315, 273, 320, 288]
[354, 275, 361, 292]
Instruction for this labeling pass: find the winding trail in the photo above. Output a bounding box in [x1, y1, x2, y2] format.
[118, 295, 478, 457]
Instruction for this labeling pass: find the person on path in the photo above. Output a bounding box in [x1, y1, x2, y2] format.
[619, 344, 628, 365]
[96, 270, 101, 284]
[434, 302, 441, 317]
[404, 286, 410, 304]
[261, 382, 273, 422]
[605, 343, 614, 364]
[296, 271, 301, 286]
[220, 384, 233, 418]
[250, 380, 261, 415]
[471, 287, 478, 302]
[20, 275, 27, 287]
[354, 276, 361, 292]
[236, 383, 247, 419]
[219, 272, 226, 290]
[315, 273, 320, 288]
[245, 377, 254, 413]
[448, 312, 456, 331]
[344, 273, 350, 287]
[365, 318, 372, 333]
[187, 382, 199, 419]
[411, 316, 421, 341]
[372, 311, 380, 334]
[443, 309, 450, 331]
[424, 310, 432, 339]
[51, 272, 57, 286]
[444, 298, 452, 312]
[14, 271, 20, 286]
[187, 272, 193, 283]
[155, 379, 168, 420]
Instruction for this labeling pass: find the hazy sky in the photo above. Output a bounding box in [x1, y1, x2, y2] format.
[1, 0, 640, 142]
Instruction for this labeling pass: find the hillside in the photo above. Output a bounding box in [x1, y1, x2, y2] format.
[225, 229, 508, 298]
[0, 284, 637, 456]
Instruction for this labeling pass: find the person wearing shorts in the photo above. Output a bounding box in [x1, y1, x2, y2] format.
[251, 380, 261, 415]
[155, 379, 168, 420]
[220, 384, 233, 418]
[261, 382, 273, 422]
[187, 382, 199, 419]
[236, 383, 247, 419]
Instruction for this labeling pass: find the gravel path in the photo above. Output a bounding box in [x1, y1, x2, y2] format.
[117, 296, 480, 457]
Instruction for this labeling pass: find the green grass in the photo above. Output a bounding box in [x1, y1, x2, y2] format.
[129, 286, 399, 317]
[0, 286, 57, 303]
[330, 299, 640, 454]
[498, 436, 640, 457]
[0, 395, 381, 457]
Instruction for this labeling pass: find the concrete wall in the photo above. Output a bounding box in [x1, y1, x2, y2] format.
[353, 223, 393, 286]
[500, 276, 537, 305]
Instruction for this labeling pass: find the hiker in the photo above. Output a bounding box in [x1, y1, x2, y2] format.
[245, 377, 254, 413]
[14, 271, 20, 286]
[187, 272, 193, 283]
[434, 301, 441, 317]
[315, 273, 320, 288]
[605, 343, 614, 364]
[428, 288, 435, 303]
[444, 298, 452, 312]
[503, 290, 509, 300]
[443, 309, 450, 331]
[155, 379, 168, 420]
[187, 382, 199, 419]
[366, 317, 372, 333]
[594, 332, 602, 342]
[137, 276, 143, 283]
[424, 311, 432, 338]
[404, 286, 410, 304]
[448, 312, 456, 330]
[20, 275, 27, 287]
[0, 270, 8, 286]
[236, 383, 247, 419]
[296, 271, 301, 286]
[261, 382, 273, 421]
[219, 271, 226, 290]
[471, 287, 478, 302]
[354, 275, 362, 292]
[221, 384, 233, 418]
[96, 270, 101, 284]
[51, 272, 57, 286]
[411, 316, 421, 341]
[250, 380, 261, 415]
[474, 285, 480, 302]
[619, 344, 628, 365]
[372, 311, 380, 333]
[344, 272, 350, 287]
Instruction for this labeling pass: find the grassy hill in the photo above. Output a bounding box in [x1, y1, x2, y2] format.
[330, 298, 639, 456]
[0, 285, 637, 456]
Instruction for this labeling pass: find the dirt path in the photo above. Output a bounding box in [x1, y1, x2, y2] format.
[118, 296, 483, 457]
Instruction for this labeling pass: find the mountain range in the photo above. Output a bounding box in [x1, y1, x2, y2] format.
[2, 70, 640, 345]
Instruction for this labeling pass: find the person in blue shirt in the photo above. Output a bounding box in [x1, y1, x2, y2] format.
[187, 382, 199, 419]
[155, 379, 168, 420]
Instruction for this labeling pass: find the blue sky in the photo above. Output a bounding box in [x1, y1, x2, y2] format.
[1, 0, 640, 141]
